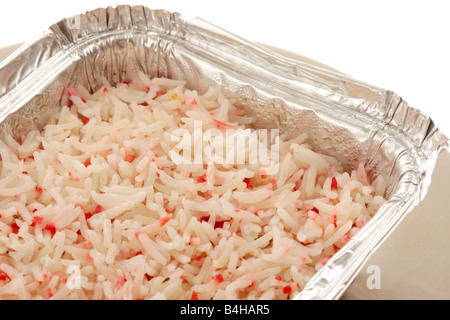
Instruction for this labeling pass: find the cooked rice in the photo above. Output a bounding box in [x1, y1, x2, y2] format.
[0, 72, 387, 300]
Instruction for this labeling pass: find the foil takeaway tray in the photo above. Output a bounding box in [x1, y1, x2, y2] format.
[0, 5, 447, 300]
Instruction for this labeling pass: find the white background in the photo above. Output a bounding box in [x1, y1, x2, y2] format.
[1, 0, 449, 139]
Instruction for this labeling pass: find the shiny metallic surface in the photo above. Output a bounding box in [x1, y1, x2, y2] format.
[0, 5, 447, 300]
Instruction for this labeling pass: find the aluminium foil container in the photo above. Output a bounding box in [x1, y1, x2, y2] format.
[0, 5, 448, 300]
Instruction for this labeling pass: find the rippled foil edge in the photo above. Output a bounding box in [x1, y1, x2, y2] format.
[294, 92, 449, 300]
[0, 5, 448, 300]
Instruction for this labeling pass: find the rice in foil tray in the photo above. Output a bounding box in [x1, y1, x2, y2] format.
[0, 6, 447, 300]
